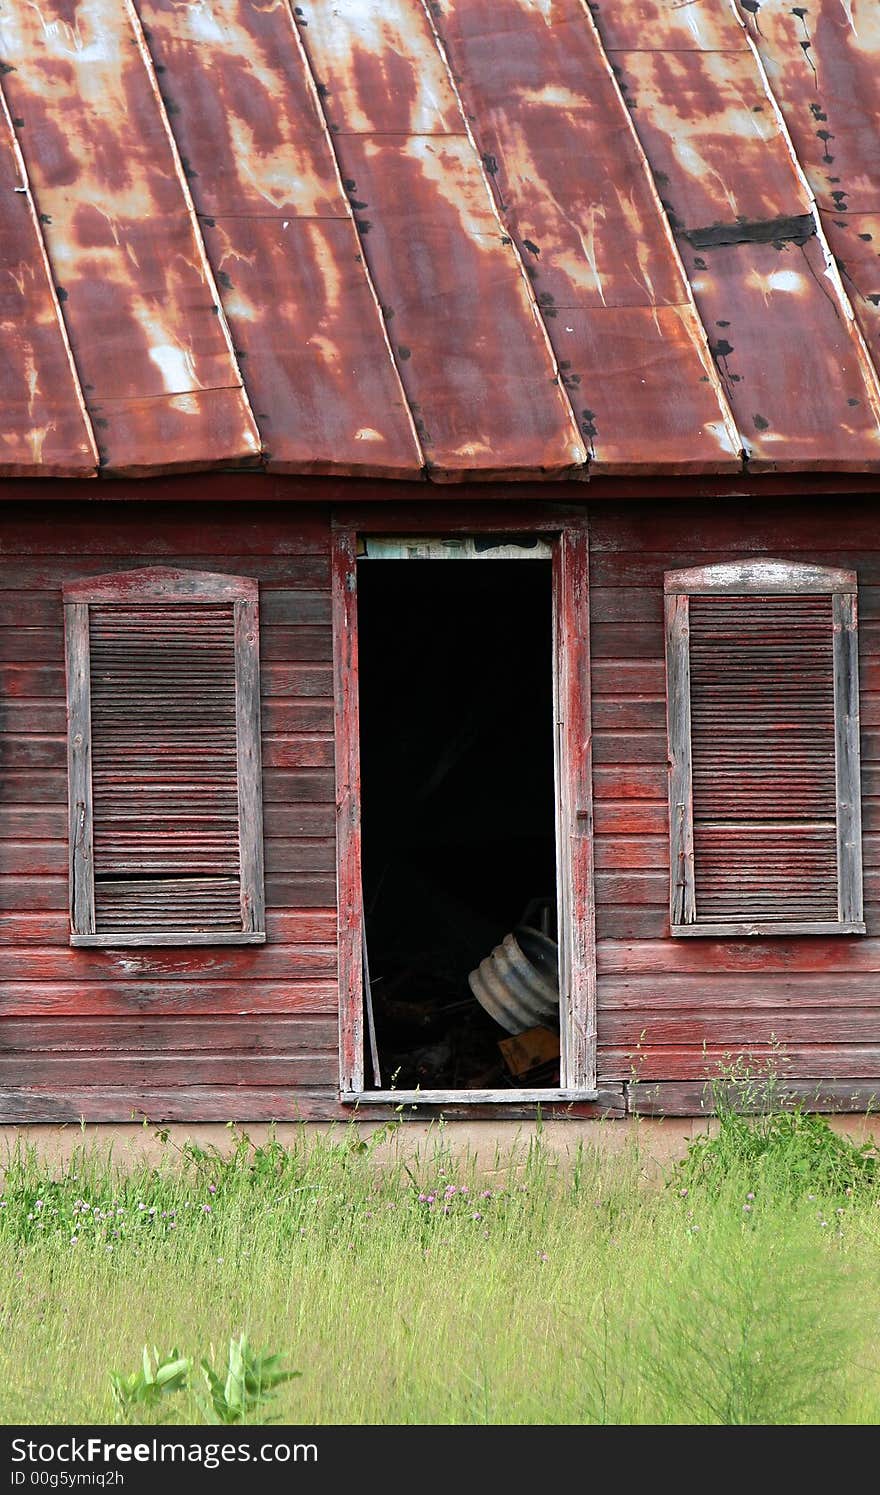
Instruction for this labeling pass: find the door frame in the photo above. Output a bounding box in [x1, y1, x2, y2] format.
[331, 520, 597, 1104]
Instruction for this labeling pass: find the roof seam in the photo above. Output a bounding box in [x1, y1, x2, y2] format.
[90, 384, 256, 406]
[575, 0, 745, 467]
[125, 0, 263, 461]
[731, 0, 880, 435]
[421, 0, 589, 470]
[280, 0, 426, 475]
[0, 76, 99, 477]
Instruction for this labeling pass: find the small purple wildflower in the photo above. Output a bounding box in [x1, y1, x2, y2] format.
[472, 1212, 482, 1222]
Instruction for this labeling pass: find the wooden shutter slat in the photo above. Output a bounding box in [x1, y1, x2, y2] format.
[89, 601, 243, 934]
[688, 593, 837, 926]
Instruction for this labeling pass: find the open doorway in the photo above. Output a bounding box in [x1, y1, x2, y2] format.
[357, 556, 559, 1091]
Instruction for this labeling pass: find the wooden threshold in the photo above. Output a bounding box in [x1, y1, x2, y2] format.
[342, 1088, 600, 1105]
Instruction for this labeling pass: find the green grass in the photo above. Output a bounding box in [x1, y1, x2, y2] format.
[1, 1113, 879, 1425]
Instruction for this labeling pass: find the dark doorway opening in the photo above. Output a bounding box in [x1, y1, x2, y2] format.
[357, 559, 559, 1090]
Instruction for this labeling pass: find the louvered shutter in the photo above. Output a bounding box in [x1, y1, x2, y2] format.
[63, 568, 265, 947]
[664, 562, 863, 937]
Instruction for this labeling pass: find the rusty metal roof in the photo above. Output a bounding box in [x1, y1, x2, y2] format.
[1, 0, 880, 481]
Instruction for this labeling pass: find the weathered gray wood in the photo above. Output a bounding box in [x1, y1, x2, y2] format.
[343, 1088, 600, 1105]
[71, 931, 267, 948]
[64, 601, 95, 938]
[0, 1085, 623, 1124]
[63, 568, 267, 947]
[362, 924, 382, 1089]
[672, 921, 866, 938]
[627, 1079, 880, 1117]
[666, 568, 865, 938]
[665, 560, 857, 595]
[234, 596, 266, 936]
[834, 590, 864, 928]
[665, 592, 696, 928]
[63, 567, 258, 604]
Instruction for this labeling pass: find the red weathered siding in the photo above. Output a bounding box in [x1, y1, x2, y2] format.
[0, 503, 340, 1121]
[4, 491, 880, 1122]
[591, 498, 880, 1113]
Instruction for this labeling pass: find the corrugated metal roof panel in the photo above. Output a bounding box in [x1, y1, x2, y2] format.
[0, 82, 96, 476]
[432, 0, 740, 472]
[683, 234, 880, 469]
[590, 0, 751, 52]
[737, 0, 880, 213]
[823, 211, 880, 366]
[338, 132, 585, 476]
[610, 49, 811, 232]
[0, 0, 259, 474]
[138, 0, 421, 476]
[1, 0, 880, 480]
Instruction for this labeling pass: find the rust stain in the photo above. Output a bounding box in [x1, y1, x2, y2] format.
[0, 74, 96, 475]
[823, 210, 880, 366]
[138, 0, 421, 477]
[0, 0, 258, 473]
[550, 303, 741, 473]
[298, 0, 584, 478]
[592, 0, 880, 468]
[1, 0, 880, 478]
[610, 49, 810, 233]
[432, 0, 740, 471]
[87, 386, 263, 478]
[201, 215, 421, 476]
[296, 0, 461, 134]
[589, 0, 750, 52]
[683, 234, 880, 468]
[737, 0, 880, 214]
[138, 0, 342, 219]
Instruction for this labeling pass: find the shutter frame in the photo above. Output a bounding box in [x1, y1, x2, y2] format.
[664, 559, 864, 938]
[63, 567, 266, 948]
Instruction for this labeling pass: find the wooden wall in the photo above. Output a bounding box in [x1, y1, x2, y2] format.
[3, 494, 880, 1122]
[0, 503, 342, 1121]
[591, 500, 880, 1115]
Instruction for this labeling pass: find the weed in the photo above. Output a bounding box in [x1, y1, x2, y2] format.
[199, 1334, 300, 1425]
[109, 1347, 190, 1422]
[1, 1115, 878, 1424]
[673, 1053, 879, 1202]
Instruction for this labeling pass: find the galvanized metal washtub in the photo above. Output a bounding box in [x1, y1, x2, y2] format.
[467, 925, 559, 1035]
